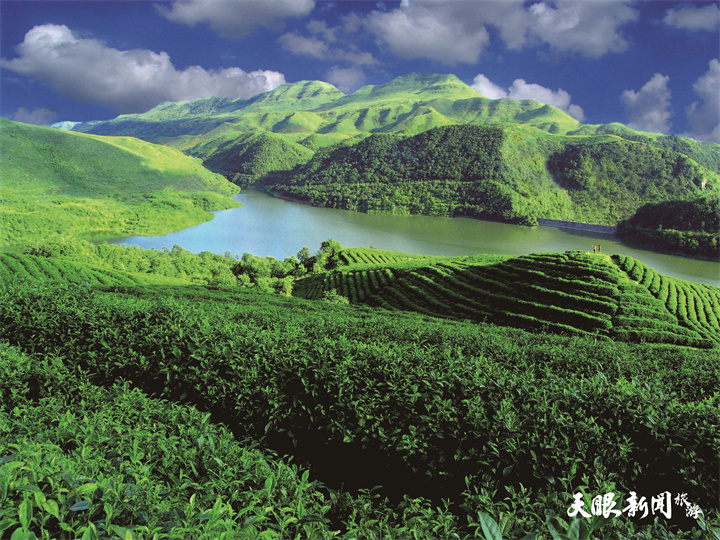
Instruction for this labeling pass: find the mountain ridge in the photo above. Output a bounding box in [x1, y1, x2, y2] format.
[67, 72, 717, 168]
[69, 73, 583, 140]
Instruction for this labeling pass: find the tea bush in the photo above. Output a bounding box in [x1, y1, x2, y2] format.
[1, 281, 718, 538]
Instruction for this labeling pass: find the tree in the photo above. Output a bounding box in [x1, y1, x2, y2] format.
[313, 239, 343, 271]
[273, 276, 294, 296]
[297, 246, 311, 265]
[319, 239, 342, 258]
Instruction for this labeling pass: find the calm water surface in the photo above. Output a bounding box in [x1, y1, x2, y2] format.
[115, 190, 719, 286]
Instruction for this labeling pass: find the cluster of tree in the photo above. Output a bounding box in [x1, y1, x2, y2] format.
[548, 140, 712, 223]
[617, 195, 720, 260]
[272, 124, 717, 228]
[274, 125, 538, 224]
[26, 240, 238, 286]
[26, 237, 346, 292]
[276, 180, 535, 225]
[285, 125, 505, 188]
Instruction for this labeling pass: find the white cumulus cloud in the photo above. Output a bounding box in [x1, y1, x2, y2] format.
[621, 74, 672, 134]
[685, 59, 720, 142]
[278, 32, 330, 60]
[366, 1, 490, 65]
[157, 0, 315, 38]
[279, 29, 378, 66]
[662, 3, 720, 32]
[526, 0, 638, 58]
[363, 0, 638, 65]
[10, 107, 56, 126]
[471, 74, 585, 121]
[1, 24, 286, 114]
[470, 74, 507, 100]
[278, 18, 379, 72]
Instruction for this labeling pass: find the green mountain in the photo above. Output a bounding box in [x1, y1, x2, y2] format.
[73, 73, 584, 145]
[175, 130, 315, 184]
[65, 73, 720, 257]
[0, 118, 239, 249]
[617, 194, 720, 259]
[72, 72, 719, 170]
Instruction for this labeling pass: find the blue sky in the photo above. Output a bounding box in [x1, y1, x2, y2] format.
[1, 0, 718, 141]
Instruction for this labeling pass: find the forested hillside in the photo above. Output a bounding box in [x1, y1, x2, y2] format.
[617, 194, 720, 259]
[271, 125, 718, 227]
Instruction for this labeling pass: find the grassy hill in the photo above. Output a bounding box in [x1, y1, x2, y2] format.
[0, 119, 240, 249]
[177, 130, 315, 184]
[75, 74, 583, 143]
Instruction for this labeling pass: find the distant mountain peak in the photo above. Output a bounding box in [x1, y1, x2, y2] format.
[240, 79, 344, 112]
[331, 72, 480, 107]
[389, 72, 464, 86]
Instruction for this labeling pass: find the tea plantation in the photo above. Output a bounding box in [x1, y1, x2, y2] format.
[295, 249, 719, 348]
[1, 244, 719, 539]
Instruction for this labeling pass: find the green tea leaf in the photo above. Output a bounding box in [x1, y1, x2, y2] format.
[18, 497, 32, 530]
[477, 512, 503, 540]
[42, 500, 60, 520]
[10, 529, 37, 540]
[80, 524, 99, 540]
[69, 501, 91, 512]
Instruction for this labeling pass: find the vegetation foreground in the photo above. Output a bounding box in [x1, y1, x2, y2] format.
[1, 239, 719, 539]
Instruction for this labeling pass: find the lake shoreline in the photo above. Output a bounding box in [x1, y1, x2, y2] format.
[258, 188, 720, 265]
[113, 190, 719, 286]
[261, 186, 620, 232]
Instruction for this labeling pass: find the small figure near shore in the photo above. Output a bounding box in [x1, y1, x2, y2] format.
[592, 245, 596, 253]
[598, 245, 601, 253]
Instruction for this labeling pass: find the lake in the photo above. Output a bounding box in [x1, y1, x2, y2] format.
[115, 190, 719, 286]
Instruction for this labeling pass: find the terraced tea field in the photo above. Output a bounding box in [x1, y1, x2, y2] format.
[334, 247, 435, 267]
[1, 246, 718, 538]
[295, 249, 720, 348]
[613, 254, 720, 346]
[0, 253, 182, 287]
